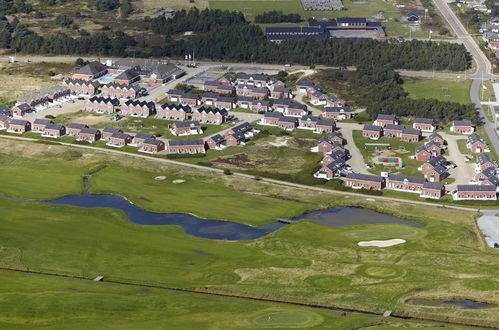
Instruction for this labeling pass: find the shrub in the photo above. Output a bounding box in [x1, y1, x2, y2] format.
[95, 0, 120, 11]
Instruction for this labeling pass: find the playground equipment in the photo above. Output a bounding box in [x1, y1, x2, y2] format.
[376, 157, 403, 168]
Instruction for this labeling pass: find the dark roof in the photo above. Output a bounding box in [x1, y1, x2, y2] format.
[102, 83, 139, 91]
[376, 114, 395, 121]
[135, 133, 155, 140]
[0, 114, 10, 122]
[273, 87, 291, 93]
[182, 93, 199, 100]
[209, 134, 225, 143]
[10, 119, 29, 126]
[174, 120, 200, 128]
[124, 99, 155, 108]
[337, 17, 367, 24]
[274, 99, 292, 106]
[111, 132, 131, 140]
[416, 146, 428, 153]
[346, 173, 385, 183]
[168, 139, 204, 146]
[45, 123, 64, 130]
[115, 69, 140, 81]
[152, 63, 185, 79]
[414, 117, 434, 125]
[429, 155, 447, 166]
[238, 96, 254, 103]
[167, 89, 184, 95]
[325, 106, 351, 113]
[317, 119, 335, 127]
[68, 123, 88, 130]
[203, 92, 220, 99]
[80, 127, 99, 134]
[384, 124, 404, 130]
[425, 141, 441, 149]
[195, 107, 228, 116]
[279, 116, 298, 123]
[388, 175, 425, 184]
[228, 132, 245, 141]
[160, 103, 192, 112]
[363, 125, 382, 132]
[232, 122, 253, 133]
[329, 150, 346, 160]
[477, 153, 494, 164]
[0, 105, 10, 115]
[423, 182, 444, 190]
[301, 115, 319, 122]
[15, 103, 31, 111]
[103, 126, 123, 134]
[402, 128, 421, 135]
[237, 74, 267, 81]
[264, 112, 282, 118]
[216, 96, 233, 103]
[453, 120, 472, 126]
[482, 166, 497, 177]
[326, 159, 345, 171]
[288, 103, 307, 110]
[77, 61, 107, 75]
[89, 96, 120, 106]
[432, 165, 448, 175]
[143, 138, 164, 146]
[296, 80, 315, 88]
[468, 133, 484, 144]
[457, 185, 496, 192]
[33, 118, 53, 125]
[429, 132, 444, 140]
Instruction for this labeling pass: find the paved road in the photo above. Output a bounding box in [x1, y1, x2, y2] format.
[0, 134, 483, 212]
[432, 0, 499, 159]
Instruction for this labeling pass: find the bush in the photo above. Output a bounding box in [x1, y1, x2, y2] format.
[55, 15, 72, 27]
[223, 169, 233, 175]
[165, 153, 205, 159]
[95, 0, 120, 11]
[44, 114, 55, 119]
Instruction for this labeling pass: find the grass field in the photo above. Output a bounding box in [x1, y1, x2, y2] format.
[0, 63, 70, 106]
[403, 77, 472, 104]
[0, 140, 499, 326]
[0, 270, 471, 329]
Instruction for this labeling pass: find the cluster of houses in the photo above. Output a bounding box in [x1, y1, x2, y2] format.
[312, 132, 352, 180]
[3, 86, 74, 119]
[362, 114, 424, 142]
[414, 132, 450, 183]
[0, 114, 260, 155]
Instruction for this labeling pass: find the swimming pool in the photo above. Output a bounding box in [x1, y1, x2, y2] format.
[99, 76, 116, 83]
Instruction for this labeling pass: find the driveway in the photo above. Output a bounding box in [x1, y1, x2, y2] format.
[440, 132, 475, 189]
[335, 122, 369, 174]
[24, 99, 85, 121]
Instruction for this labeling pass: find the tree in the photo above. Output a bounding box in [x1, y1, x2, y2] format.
[95, 0, 119, 11]
[55, 15, 73, 27]
[0, 28, 11, 48]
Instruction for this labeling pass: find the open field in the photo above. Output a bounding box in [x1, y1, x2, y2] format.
[0, 270, 476, 329]
[0, 62, 71, 106]
[0, 140, 498, 328]
[403, 77, 472, 104]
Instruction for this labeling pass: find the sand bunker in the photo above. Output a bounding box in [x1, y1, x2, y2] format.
[154, 176, 166, 181]
[358, 239, 406, 247]
[269, 137, 289, 147]
[172, 179, 186, 184]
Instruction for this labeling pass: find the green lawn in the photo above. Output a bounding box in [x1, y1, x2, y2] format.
[352, 130, 424, 178]
[0, 270, 472, 329]
[403, 77, 472, 104]
[1, 144, 499, 326]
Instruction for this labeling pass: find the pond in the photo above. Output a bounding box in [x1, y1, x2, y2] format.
[41, 192, 420, 240]
[408, 299, 493, 309]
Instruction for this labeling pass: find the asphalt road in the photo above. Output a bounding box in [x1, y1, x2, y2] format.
[432, 0, 499, 159]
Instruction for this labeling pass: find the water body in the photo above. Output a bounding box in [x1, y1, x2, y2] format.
[408, 299, 492, 310]
[41, 192, 420, 240]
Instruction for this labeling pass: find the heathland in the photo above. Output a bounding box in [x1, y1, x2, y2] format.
[0, 139, 498, 327]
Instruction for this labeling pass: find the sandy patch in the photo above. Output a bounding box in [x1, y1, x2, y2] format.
[154, 176, 166, 181]
[172, 179, 185, 184]
[358, 239, 406, 247]
[73, 115, 112, 126]
[269, 137, 289, 147]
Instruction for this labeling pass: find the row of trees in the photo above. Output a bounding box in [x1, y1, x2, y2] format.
[0, 8, 471, 73]
[254, 11, 302, 23]
[351, 65, 479, 124]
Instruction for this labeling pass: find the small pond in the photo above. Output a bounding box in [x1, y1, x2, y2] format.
[408, 299, 492, 309]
